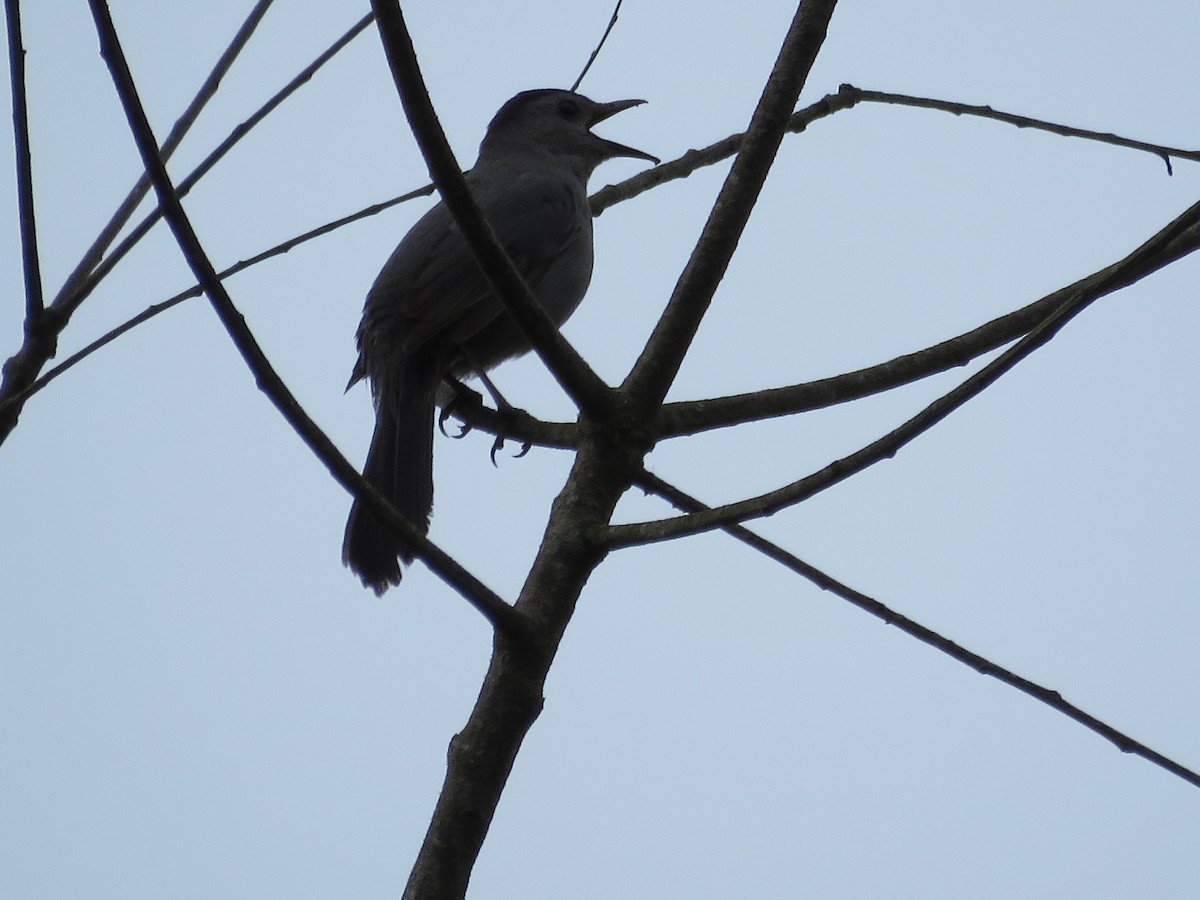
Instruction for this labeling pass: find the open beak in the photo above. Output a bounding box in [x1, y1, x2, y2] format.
[589, 98, 659, 165]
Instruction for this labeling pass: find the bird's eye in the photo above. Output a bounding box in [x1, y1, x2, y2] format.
[557, 98, 580, 120]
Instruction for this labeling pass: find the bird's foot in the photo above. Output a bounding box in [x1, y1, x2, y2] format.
[438, 377, 532, 464]
[438, 379, 483, 439]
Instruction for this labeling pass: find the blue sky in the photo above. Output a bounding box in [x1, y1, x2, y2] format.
[3, 1, 1200, 897]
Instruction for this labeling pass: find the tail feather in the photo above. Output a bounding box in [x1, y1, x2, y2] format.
[342, 376, 437, 594]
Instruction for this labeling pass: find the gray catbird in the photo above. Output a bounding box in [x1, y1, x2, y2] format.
[343, 89, 657, 594]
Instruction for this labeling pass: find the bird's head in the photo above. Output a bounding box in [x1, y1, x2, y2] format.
[479, 89, 658, 176]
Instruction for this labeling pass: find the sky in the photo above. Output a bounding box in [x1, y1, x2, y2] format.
[3, 1, 1200, 897]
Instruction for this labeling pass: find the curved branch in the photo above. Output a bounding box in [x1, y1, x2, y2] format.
[87, 0, 522, 639]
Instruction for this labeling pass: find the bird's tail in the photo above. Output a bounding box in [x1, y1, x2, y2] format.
[342, 373, 437, 595]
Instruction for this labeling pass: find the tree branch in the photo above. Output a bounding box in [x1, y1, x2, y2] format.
[622, 0, 840, 412]
[0, 1, 357, 445]
[369, 0, 616, 420]
[61, 10, 375, 318]
[0, 181, 436, 416]
[609, 196, 1200, 547]
[86, 0, 523, 639]
[832, 83, 1200, 174]
[5, 0, 42, 320]
[652, 212, 1200, 439]
[570, 0, 623, 92]
[54, 0, 277, 318]
[635, 469, 1200, 790]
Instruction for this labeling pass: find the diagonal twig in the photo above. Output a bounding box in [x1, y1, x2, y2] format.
[53, 0, 277, 316]
[570, 0, 623, 92]
[61, 10, 376, 318]
[86, 0, 523, 638]
[635, 469, 1200, 790]
[0, 182, 436, 416]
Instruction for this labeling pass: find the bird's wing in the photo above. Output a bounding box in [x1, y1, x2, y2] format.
[395, 168, 588, 354]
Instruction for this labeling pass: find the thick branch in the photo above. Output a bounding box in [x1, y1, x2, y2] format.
[636, 470, 1200, 790]
[369, 0, 615, 419]
[87, 0, 521, 638]
[622, 0, 839, 412]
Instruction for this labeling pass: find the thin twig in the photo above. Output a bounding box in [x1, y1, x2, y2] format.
[608, 196, 1200, 548]
[833, 83, 1200, 175]
[87, 0, 523, 638]
[0, 0, 293, 442]
[369, 0, 615, 419]
[0, 183, 435, 415]
[5, 0, 43, 319]
[570, 0, 623, 92]
[61, 10, 376, 317]
[590, 84, 1200, 216]
[53, 0, 276, 315]
[635, 469, 1200, 790]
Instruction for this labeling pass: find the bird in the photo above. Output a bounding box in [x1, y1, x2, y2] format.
[342, 88, 657, 595]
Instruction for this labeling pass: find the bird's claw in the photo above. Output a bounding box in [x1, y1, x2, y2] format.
[438, 404, 472, 439]
[438, 381, 484, 439]
[488, 433, 534, 467]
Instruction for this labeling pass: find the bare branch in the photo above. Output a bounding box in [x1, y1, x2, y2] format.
[621, 0, 840, 412]
[86, 0, 522, 639]
[833, 83, 1200, 174]
[60, 10, 376, 318]
[53, 0, 277, 316]
[570, 0, 623, 92]
[369, 0, 615, 419]
[0, 182, 436, 415]
[591, 83, 1200, 217]
[636, 470, 1200, 790]
[653, 212, 1200, 439]
[5, 0, 43, 319]
[609, 196, 1200, 547]
[1, 4, 367, 446]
